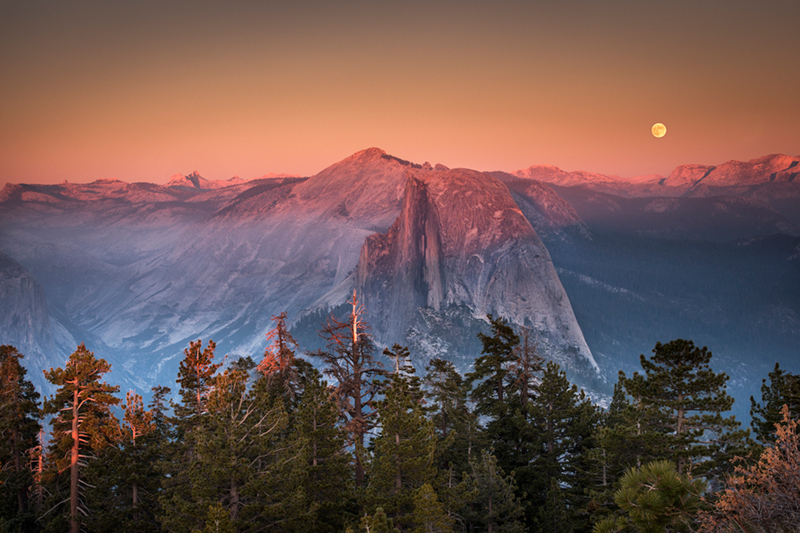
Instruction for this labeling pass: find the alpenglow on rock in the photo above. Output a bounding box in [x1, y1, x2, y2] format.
[0, 148, 598, 393]
[356, 164, 598, 374]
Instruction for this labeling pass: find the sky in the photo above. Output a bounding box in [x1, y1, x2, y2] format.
[1, 0, 799, 188]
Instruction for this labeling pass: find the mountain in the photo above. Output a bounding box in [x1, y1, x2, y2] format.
[518, 154, 800, 223]
[514, 154, 800, 239]
[0, 148, 599, 395]
[356, 166, 597, 376]
[512, 155, 800, 419]
[0, 252, 55, 389]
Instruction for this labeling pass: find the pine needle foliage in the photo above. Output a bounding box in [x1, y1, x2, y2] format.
[0, 345, 41, 532]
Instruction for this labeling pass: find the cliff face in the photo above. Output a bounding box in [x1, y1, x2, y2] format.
[0, 252, 57, 390]
[0, 148, 600, 392]
[357, 168, 598, 374]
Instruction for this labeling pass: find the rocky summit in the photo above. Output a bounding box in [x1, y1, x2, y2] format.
[0, 148, 598, 395]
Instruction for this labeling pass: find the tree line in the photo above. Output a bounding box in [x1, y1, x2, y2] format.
[1, 295, 799, 533]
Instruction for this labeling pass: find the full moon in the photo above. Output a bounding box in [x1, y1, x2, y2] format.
[652, 123, 667, 138]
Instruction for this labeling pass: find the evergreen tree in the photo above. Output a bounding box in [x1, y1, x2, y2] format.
[258, 312, 302, 403]
[621, 339, 748, 477]
[161, 340, 222, 531]
[465, 316, 523, 490]
[586, 381, 643, 527]
[526, 362, 600, 531]
[423, 358, 477, 477]
[294, 367, 354, 533]
[0, 345, 41, 533]
[162, 358, 306, 533]
[595, 460, 706, 533]
[85, 390, 164, 533]
[42, 343, 120, 533]
[750, 362, 800, 444]
[698, 405, 800, 533]
[349, 507, 400, 533]
[465, 315, 519, 415]
[175, 339, 221, 422]
[368, 361, 436, 529]
[535, 478, 574, 533]
[411, 484, 454, 533]
[311, 290, 385, 486]
[460, 450, 525, 533]
[509, 328, 544, 411]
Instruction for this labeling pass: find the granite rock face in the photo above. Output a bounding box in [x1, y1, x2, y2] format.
[0, 148, 599, 392]
[0, 252, 58, 390]
[356, 167, 598, 374]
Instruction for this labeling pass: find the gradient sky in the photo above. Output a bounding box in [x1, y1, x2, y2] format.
[1, 0, 798, 188]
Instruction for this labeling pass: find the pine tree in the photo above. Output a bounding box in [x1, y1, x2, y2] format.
[534, 478, 573, 533]
[368, 362, 436, 529]
[595, 460, 706, 533]
[85, 389, 164, 533]
[258, 312, 302, 403]
[622, 339, 748, 477]
[465, 315, 519, 415]
[42, 343, 120, 533]
[294, 367, 354, 533]
[311, 290, 385, 486]
[465, 316, 523, 489]
[460, 450, 525, 533]
[411, 484, 454, 533]
[350, 507, 400, 533]
[586, 381, 643, 527]
[423, 358, 476, 476]
[175, 339, 221, 422]
[750, 363, 800, 444]
[162, 357, 307, 532]
[526, 362, 600, 531]
[0, 345, 41, 533]
[509, 328, 544, 411]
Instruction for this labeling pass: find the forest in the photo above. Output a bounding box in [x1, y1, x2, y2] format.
[1, 300, 799, 533]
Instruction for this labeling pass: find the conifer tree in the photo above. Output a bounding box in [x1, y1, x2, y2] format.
[621, 339, 748, 477]
[587, 381, 643, 526]
[460, 450, 525, 533]
[0, 345, 41, 533]
[465, 316, 523, 486]
[509, 328, 544, 411]
[750, 362, 800, 444]
[258, 312, 302, 403]
[85, 390, 163, 533]
[294, 367, 354, 533]
[423, 358, 476, 475]
[698, 405, 800, 533]
[175, 339, 221, 423]
[466, 315, 519, 415]
[595, 460, 706, 533]
[526, 362, 600, 530]
[42, 343, 120, 533]
[411, 484, 454, 533]
[349, 507, 400, 533]
[162, 357, 306, 532]
[535, 478, 574, 533]
[368, 358, 436, 529]
[312, 290, 385, 486]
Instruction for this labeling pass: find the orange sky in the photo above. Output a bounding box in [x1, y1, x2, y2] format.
[1, 1, 798, 188]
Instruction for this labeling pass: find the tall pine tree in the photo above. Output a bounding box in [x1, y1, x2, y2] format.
[368, 355, 436, 529]
[0, 345, 41, 533]
[750, 362, 800, 444]
[42, 343, 120, 533]
[312, 290, 385, 487]
[621, 339, 748, 477]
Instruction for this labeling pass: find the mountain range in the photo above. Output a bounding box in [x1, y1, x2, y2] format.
[1, 149, 798, 412]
